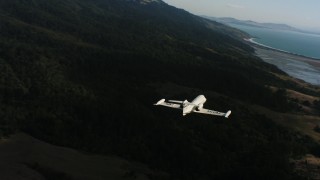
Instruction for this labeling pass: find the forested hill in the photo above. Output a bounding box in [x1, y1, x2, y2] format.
[1, 0, 320, 179]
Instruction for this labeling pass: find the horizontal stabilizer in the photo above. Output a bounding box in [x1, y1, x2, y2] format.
[154, 99, 165, 105]
[154, 99, 181, 109]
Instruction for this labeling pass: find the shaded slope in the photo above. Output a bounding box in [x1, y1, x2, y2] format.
[0, 133, 165, 180]
[0, 0, 320, 179]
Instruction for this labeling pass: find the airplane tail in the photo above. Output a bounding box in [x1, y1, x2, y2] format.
[225, 110, 232, 118]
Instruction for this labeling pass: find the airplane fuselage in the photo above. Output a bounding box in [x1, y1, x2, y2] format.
[183, 95, 206, 116]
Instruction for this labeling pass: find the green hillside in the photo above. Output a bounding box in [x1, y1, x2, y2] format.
[1, 0, 320, 179]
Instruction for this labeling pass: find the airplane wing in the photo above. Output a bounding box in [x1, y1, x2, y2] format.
[194, 108, 231, 118]
[154, 99, 181, 109]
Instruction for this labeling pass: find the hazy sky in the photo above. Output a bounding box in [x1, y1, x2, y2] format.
[162, 0, 320, 30]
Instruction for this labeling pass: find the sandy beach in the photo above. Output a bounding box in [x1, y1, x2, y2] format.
[246, 40, 320, 85]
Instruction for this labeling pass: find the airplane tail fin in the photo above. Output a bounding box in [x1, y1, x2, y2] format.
[225, 110, 232, 118]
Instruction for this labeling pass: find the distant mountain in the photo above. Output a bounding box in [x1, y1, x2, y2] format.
[204, 16, 299, 31]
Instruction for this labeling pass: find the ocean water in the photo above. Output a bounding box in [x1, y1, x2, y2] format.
[229, 23, 320, 85]
[230, 24, 320, 59]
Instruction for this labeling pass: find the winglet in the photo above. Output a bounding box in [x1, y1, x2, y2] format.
[154, 99, 165, 105]
[225, 110, 232, 118]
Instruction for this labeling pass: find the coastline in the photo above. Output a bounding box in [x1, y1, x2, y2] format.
[244, 38, 320, 85]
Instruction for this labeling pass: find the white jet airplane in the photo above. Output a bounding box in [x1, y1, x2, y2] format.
[154, 95, 231, 118]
